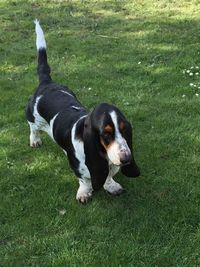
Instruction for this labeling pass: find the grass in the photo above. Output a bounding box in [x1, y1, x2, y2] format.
[0, 0, 200, 266]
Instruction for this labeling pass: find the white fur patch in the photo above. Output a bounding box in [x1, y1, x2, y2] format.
[107, 111, 130, 165]
[63, 149, 68, 156]
[31, 95, 58, 141]
[103, 163, 123, 194]
[103, 177, 123, 194]
[71, 106, 82, 110]
[48, 113, 59, 140]
[108, 163, 120, 177]
[33, 96, 46, 128]
[71, 116, 90, 179]
[107, 142, 121, 165]
[28, 121, 42, 147]
[76, 178, 93, 203]
[60, 90, 74, 98]
[106, 111, 130, 165]
[34, 19, 46, 50]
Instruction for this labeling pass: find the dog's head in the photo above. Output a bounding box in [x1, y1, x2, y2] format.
[83, 103, 140, 190]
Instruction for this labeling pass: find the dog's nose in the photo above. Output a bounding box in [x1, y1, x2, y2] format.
[120, 152, 131, 166]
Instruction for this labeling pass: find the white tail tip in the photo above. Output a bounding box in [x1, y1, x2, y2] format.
[34, 19, 46, 50]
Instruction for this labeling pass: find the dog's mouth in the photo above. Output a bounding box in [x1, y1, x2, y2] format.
[110, 158, 131, 167]
[120, 161, 130, 167]
[119, 152, 131, 166]
[107, 151, 131, 167]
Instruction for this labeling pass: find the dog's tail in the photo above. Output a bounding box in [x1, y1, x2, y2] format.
[34, 19, 52, 83]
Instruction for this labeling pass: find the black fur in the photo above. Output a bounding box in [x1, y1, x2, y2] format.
[37, 49, 51, 83]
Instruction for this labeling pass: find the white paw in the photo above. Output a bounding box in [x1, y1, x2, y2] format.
[104, 178, 125, 196]
[76, 190, 92, 204]
[30, 136, 42, 147]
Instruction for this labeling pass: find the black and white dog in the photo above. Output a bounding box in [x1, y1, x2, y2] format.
[26, 20, 140, 203]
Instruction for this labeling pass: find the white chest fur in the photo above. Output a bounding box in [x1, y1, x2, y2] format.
[71, 117, 90, 179]
[108, 163, 120, 178]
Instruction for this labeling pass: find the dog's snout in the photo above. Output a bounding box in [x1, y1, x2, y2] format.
[120, 150, 131, 165]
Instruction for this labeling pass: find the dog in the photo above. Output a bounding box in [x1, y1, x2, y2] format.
[26, 20, 140, 203]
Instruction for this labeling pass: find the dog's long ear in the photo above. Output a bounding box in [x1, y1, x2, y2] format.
[83, 114, 109, 190]
[121, 122, 140, 177]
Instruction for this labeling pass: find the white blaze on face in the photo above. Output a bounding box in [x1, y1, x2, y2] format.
[107, 111, 131, 165]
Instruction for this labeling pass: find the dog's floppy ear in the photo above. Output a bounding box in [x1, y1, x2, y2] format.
[121, 122, 140, 177]
[83, 113, 109, 190]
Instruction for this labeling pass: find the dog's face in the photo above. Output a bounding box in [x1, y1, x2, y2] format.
[83, 103, 140, 190]
[99, 110, 132, 166]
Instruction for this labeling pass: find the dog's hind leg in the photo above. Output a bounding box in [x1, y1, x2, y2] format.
[28, 121, 42, 148]
[26, 95, 43, 148]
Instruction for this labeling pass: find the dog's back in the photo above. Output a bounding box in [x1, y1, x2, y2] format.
[26, 20, 88, 147]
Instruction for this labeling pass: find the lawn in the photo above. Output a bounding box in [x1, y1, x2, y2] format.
[0, 0, 200, 266]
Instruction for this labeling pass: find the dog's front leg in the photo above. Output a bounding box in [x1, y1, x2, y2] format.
[103, 165, 125, 195]
[103, 176, 125, 195]
[76, 178, 93, 204]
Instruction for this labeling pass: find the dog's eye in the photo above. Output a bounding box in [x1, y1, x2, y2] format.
[119, 121, 126, 134]
[102, 132, 112, 143]
[121, 128, 126, 136]
[103, 132, 111, 138]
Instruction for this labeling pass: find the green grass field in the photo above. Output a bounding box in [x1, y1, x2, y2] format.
[0, 0, 200, 266]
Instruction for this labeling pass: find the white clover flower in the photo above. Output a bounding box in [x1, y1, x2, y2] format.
[189, 73, 194, 76]
[191, 66, 194, 69]
[194, 84, 197, 87]
[182, 94, 186, 97]
[196, 66, 199, 69]
[186, 70, 190, 73]
[195, 93, 199, 97]
[196, 72, 199, 75]
[88, 87, 92, 91]
[190, 83, 194, 86]
[138, 61, 141, 64]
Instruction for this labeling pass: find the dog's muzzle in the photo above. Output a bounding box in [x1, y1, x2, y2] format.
[119, 145, 131, 166]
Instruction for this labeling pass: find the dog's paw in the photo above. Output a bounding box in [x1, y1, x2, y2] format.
[104, 179, 125, 196]
[109, 187, 126, 196]
[76, 190, 92, 204]
[30, 137, 42, 148]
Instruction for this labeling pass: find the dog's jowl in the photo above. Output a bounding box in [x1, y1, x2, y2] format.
[26, 20, 140, 203]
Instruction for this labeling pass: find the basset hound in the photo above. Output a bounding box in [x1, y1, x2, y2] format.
[26, 20, 140, 203]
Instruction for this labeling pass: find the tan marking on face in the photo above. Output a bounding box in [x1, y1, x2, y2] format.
[101, 138, 121, 164]
[100, 137, 113, 150]
[119, 121, 125, 131]
[104, 124, 113, 133]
